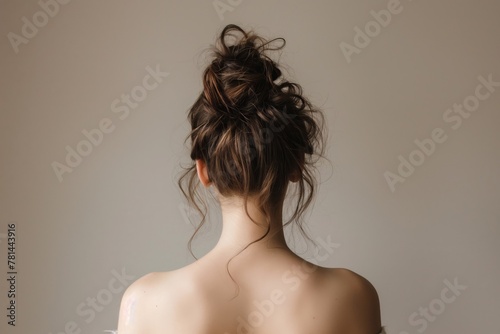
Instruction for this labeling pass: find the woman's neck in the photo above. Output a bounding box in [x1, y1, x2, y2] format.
[212, 195, 290, 255]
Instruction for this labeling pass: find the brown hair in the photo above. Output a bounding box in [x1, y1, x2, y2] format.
[178, 24, 326, 294]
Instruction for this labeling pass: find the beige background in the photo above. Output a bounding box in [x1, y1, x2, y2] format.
[1, 0, 499, 333]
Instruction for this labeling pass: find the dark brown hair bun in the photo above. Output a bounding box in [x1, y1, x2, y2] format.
[202, 24, 285, 120]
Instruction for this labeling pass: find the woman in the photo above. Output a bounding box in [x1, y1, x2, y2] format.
[117, 24, 385, 334]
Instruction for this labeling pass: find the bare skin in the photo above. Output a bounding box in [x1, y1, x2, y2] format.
[117, 160, 382, 334]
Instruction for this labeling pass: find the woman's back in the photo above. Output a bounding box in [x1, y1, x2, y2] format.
[118, 247, 382, 334]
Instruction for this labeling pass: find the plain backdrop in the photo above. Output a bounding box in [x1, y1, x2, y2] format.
[1, 0, 499, 333]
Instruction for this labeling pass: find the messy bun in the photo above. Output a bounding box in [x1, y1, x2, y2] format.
[202, 25, 284, 121]
[178, 24, 326, 290]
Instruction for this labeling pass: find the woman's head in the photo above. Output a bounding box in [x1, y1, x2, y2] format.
[178, 24, 326, 256]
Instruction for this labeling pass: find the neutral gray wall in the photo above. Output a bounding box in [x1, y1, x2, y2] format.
[1, 0, 499, 333]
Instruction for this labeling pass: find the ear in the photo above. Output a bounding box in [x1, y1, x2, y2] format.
[195, 159, 211, 187]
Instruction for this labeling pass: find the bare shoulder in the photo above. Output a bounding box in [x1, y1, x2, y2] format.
[328, 267, 380, 301]
[117, 271, 179, 334]
[324, 267, 382, 334]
